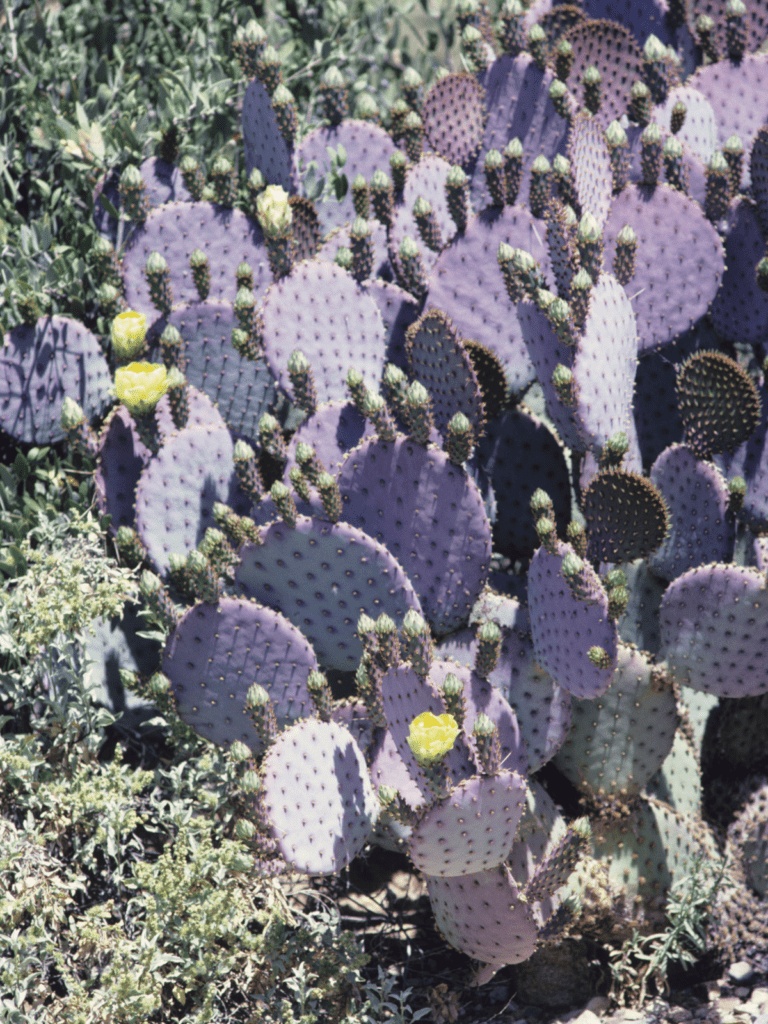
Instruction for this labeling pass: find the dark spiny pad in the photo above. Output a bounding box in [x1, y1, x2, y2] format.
[660, 562, 768, 697]
[582, 469, 670, 564]
[294, 120, 397, 234]
[602, 184, 725, 353]
[709, 197, 768, 345]
[528, 539, 618, 699]
[261, 717, 379, 874]
[422, 73, 487, 167]
[94, 406, 151, 534]
[427, 206, 553, 398]
[410, 772, 527, 876]
[260, 261, 386, 406]
[162, 596, 315, 753]
[752, 126, 768, 234]
[0, 315, 111, 444]
[426, 864, 538, 968]
[471, 54, 569, 213]
[477, 405, 570, 560]
[688, 53, 768, 192]
[122, 202, 272, 325]
[567, 112, 613, 227]
[337, 436, 492, 636]
[147, 300, 279, 439]
[242, 77, 295, 192]
[553, 642, 678, 798]
[563, 20, 644, 127]
[234, 515, 422, 672]
[676, 350, 761, 458]
[284, 400, 375, 483]
[134, 423, 251, 576]
[649, 444, 732, 582]
[389, 155, 457, 283]
[579, 0, 680, 47]
[405, 309, 485, 438]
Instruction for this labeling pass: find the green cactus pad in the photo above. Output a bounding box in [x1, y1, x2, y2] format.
[162, 596, 316, 754]
[660, 562, 768, 697]
[261, 717, 379, 874]
[409, 771, 527, 876]
[646, 729, 703, 819]
[234, 515, 423, 672]
[552, 643, 678, 799]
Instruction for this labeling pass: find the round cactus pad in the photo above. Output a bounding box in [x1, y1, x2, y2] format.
[552, 643, 678, 798]
[409, 771, 527, 877]
[471, 53, 569, 213]
[426, 863, 538, 967]
[422, 73, 486, 168]
[528, 540, 618, 699]
[649, 444, 732, 582]
[149, 299, 279, 440]
[361, 279, 422, 370]
[338, 436, 492, 636]
[260, 260, 387, 406]
[234, 515, 423, 672]
[162, 597, 316, 754]
[603, 184, 725, 353]
[660, 562, 768, 697]
[389, 154, 458, 280]
[653, 87, 718, 169]
[427, 206, 553, 398]
[134, 422, 251, 576]
[0, 315, 112, 444]
[242, 77, 295, 192]
[563, 20, 643, 128]
[261, 717, 380, 874]
[689, 53, 768, 190]
[154, 383, 226, 442]
[294, 119, 397, 234]
[122, 202, 272, 324]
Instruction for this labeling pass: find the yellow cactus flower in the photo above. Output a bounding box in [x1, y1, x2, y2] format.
[114, 362, 168, 417]
[111, 310, 147, 360]
[407, 711, 459, 765]
[256, 184, 293, 238]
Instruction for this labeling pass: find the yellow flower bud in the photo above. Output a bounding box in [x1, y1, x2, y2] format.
[114, 362, 168, 417]
[407, 711, 459, 765]
[256, 184, 293, 238]
[110, 310, 147, 360]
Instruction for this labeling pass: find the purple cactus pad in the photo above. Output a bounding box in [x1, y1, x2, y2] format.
[0, 315, 112, 444]
[709, 198, 768, 345]
[94, 406, 151, 534]
[242, 77, 296, 192]
[284, 400, 375, 483]
[234, 515, 423, 672]
[121, 201, 273, 326]
[162, 596, 316, 753]
[261, 717, 380, 874]
[337, 435, 492, 636]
